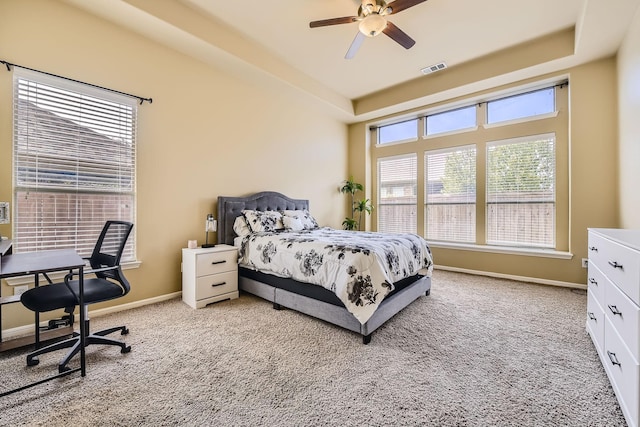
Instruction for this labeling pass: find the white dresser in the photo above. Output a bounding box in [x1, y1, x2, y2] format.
[182, 245, 239, 309]
[587, 228, 640, 427]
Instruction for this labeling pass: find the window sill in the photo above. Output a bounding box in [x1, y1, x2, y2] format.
[5, 260, 142, 287]
[427, 241, 573, 260]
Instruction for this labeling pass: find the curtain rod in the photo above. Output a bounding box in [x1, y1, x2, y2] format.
[1, 59, 153, 105]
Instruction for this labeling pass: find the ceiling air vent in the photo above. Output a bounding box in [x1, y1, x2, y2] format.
[421, 62, 447, 75]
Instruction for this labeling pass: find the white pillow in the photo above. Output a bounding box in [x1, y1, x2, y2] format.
[242, 210, 284, 233]
[281, 209, 319, 230]
[282, 216, 304, 231]
[233, 215, 252, 237]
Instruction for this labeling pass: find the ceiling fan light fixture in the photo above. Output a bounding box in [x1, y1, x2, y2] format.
[358, 14, 387, 37]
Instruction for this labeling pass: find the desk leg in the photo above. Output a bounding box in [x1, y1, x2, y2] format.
[34, 273, 40, 349]
[78, 266, 85, 377]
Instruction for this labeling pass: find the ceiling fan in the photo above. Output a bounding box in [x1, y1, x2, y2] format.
[309, 0, 428, 59]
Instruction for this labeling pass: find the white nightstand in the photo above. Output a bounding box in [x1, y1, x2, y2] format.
[181, 244, 239, 309]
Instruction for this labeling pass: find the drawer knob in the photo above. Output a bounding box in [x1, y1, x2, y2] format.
[588, 278, 598, 286]
[588, 312, 597, 321]
[607, 350, 622, 367]
[211, 281, 227, 287]
[608, 305, 623, 316]
[607, 260, 623, 270]
[588, 246, 598, 252]
[211, 260, 227, 265]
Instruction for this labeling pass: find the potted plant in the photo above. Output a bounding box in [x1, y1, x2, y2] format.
[339, 176, 373, 231]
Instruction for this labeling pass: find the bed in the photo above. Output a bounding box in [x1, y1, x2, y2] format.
[217, 191, 433, 344]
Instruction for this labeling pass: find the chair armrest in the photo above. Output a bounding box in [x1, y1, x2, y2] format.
[62, 265, 119, 301]
[64, 264, 118, 279]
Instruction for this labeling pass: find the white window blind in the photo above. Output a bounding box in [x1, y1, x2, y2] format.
[486, 134, 555, 248]
[377, 154, 417, 233]
[425, 146, 476, 242]
[13, 70, 136, 260]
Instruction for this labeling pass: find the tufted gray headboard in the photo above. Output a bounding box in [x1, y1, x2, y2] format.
[217, 191, 309, 245]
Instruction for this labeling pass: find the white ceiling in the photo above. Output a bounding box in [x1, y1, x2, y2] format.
[64, 0, 640, 122]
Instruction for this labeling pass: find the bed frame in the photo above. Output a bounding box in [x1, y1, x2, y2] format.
[217, 191, 431, 344]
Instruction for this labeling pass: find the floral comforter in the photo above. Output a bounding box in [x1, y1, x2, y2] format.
[238, 227, 433, 324]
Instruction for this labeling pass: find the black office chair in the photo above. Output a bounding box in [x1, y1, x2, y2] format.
[20, 221, 134, 373]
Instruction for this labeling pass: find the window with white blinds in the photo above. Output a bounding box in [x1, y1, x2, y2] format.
[486, 134, 555, 248]
[377, 154, 417, 233]
[425, 146, 476, 242]
[12, 70, 136, 261]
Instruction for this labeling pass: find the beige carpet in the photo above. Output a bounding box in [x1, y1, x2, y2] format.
[0, 271, 626, 426]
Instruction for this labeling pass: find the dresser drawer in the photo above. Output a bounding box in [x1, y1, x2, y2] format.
[604, 317, 640, 427]
[604, 276, 640, 362]
[587, 262, 606, 303]
[195, 270, 238, 301]
[589, 231, 640, 305]
[196, 250, 238, 277]
[587, 289, 605, 352]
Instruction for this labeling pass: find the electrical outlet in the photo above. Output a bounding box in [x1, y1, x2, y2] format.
[13, 285, 29, 296]
[581, 258, 589, 268]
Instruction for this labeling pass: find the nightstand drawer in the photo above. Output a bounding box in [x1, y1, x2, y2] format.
[196, 250, 237, 277]
[589, 232, 640, 305]
[195, 270, 238, 301]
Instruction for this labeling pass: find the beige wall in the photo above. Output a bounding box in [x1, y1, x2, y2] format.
[618, 6, 640, 229]
[349, 57, 619, 286]
[0, 0, 348, 329]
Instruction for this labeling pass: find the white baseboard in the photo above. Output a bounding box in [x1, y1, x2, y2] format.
[434, 265, 587, 290]
[2, 291, 182, 340]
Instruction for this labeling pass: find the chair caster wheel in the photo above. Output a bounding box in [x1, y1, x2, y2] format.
[121, 345, 131, 354]
[26, 358, 39, 367]
[121, 327, 129, 335]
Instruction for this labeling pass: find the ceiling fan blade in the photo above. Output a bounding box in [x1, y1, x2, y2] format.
[345, 32, 366, 59]
[310, 16, 358, 28]
[383, 21, 416, 49]
[386, 0, 428, 15]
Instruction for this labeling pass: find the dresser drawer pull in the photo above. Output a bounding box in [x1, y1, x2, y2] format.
[608, 305, 623, 316]
[588, 278, 598, 286]
[607, 350, 622, 367]
[588, 246, 598, 252]
[211, 260, 227, 265]
[588, 312, 597, 321]
[211, 281, 227, 287]
[607, 260, 624, 270]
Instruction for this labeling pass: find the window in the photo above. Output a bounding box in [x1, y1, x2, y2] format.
[378, 154, 417, 233]
[425, 146, 476, 242]
[371, 81, 566, 252]
[425, 106, 476, 136]
[486, 134, 555, 248]
[486, 87, 555, 124]
[13, 70, 136, 261]
[378, 119, 418, 145]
